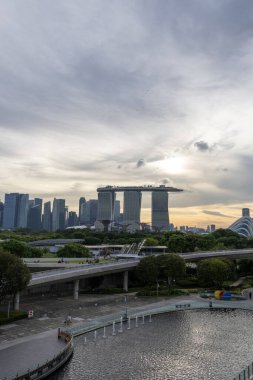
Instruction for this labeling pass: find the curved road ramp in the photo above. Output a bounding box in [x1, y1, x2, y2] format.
[0, 329, 73, 380]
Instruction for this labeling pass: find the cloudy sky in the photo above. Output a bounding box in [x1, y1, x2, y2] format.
[1, 0, 253, 227]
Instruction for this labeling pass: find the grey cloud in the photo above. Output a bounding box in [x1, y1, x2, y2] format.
[216, 167, 229, 172]
[161, 178, 171, 185]
[202, 210, 233, 218]
[2, 1, 253, 217]
[136, 159, 145, 168]
[194, 141, 210, 152]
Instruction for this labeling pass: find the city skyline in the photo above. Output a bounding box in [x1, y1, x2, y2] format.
[1, 1, 253, 228]
[0, 190, 246, 230]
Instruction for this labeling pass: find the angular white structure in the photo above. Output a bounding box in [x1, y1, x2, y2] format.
[229, 208, 253, 237]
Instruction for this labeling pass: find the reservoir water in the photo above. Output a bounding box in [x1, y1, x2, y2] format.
[50, 309, 253, 380]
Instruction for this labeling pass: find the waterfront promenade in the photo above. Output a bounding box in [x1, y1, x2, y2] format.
[1, 293, 253, 379]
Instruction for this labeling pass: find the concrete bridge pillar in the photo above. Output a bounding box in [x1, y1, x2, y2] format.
[123, 271, 128, 292]
[73, 279, 79, 300]
[14, 291, 20, 311]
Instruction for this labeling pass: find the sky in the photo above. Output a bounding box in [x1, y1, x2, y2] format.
[1, 0, 253, 228]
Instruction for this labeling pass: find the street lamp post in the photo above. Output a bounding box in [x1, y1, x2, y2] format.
[123, 295, 128, 320]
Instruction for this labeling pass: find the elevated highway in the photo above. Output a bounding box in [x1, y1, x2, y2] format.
[13, 248, 253, 311]
[180, 248, 253, 261]
[29, 260, 137, 288]
[14, 260, 137, 311]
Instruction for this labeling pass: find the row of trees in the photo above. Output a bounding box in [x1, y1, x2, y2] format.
[1, 228, 252, 252]
[135, 254, 235, 288]
[0, 240, 92, 259]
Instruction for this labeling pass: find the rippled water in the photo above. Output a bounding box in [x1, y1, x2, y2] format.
[50, 309, 253, 380]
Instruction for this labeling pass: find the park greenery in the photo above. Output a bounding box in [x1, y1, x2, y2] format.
[1, 239, 43, 258]
[134, 255, 236, 292]
[1, 227, 253, 301]
[57, 243, 91, 258]
[197, 258, 235, 288]
[0, 227, 253, 253]
[0, 249, 31, 302]
[135, 254, 186, 286]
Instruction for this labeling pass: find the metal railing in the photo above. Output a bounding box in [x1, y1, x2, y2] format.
[234, 362, 253, 380]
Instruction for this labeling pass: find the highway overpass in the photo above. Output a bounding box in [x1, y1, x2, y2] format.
[13, 248, 253, 310]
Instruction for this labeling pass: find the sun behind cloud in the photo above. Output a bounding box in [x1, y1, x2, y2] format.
[152, 156, 186, 175]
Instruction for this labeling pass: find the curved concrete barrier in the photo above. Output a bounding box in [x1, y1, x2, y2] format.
[10, 331, 73, 380]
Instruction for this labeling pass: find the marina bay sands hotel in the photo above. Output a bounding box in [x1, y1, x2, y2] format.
[97, 185, 183, 232]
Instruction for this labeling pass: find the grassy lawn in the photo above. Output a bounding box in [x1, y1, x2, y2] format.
[0, 310, 28, 325]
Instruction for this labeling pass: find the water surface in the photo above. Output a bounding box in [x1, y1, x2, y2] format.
[50, 309, 253, 380]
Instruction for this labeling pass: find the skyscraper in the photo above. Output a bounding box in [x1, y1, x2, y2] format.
[0, 201, 4, 228]
[27, 198, 42, 230]
[97, 192, 115, 222]
[2, 193, 29, 229]
[68, 211, 78, 227]
[17, 194, 29, 228]
[52, 198, 66, 231]
[83, 199, 98, 225]
[114, 200, 120, 222]
[123, 191, 141, 231]
[79, 197, 86, 225]
[42, 201, 52, 231]
[151, 191, 169, 231]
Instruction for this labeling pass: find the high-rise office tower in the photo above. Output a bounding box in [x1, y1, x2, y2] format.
[0, 201, 4, 228]
[3, 193, 29, 229]
[123, 191, 141, 230]
[68, 211, 78, 227]
[42, 201, 52, 231]
[79, 197, 86, 225]
[97, 192, 115, 222]
[52, 198, 66, 231]
[27, 198, 42, 230]
[83, 199, 98, 225]
[3, 193, 19, 229]
[17, 194, 29, 228]
[114, 200, 120, 222]
[151, 191, 169, 231]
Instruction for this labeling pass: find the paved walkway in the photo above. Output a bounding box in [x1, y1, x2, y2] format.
[1, 293, 253, 380]
[0, 330, 65, 380]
